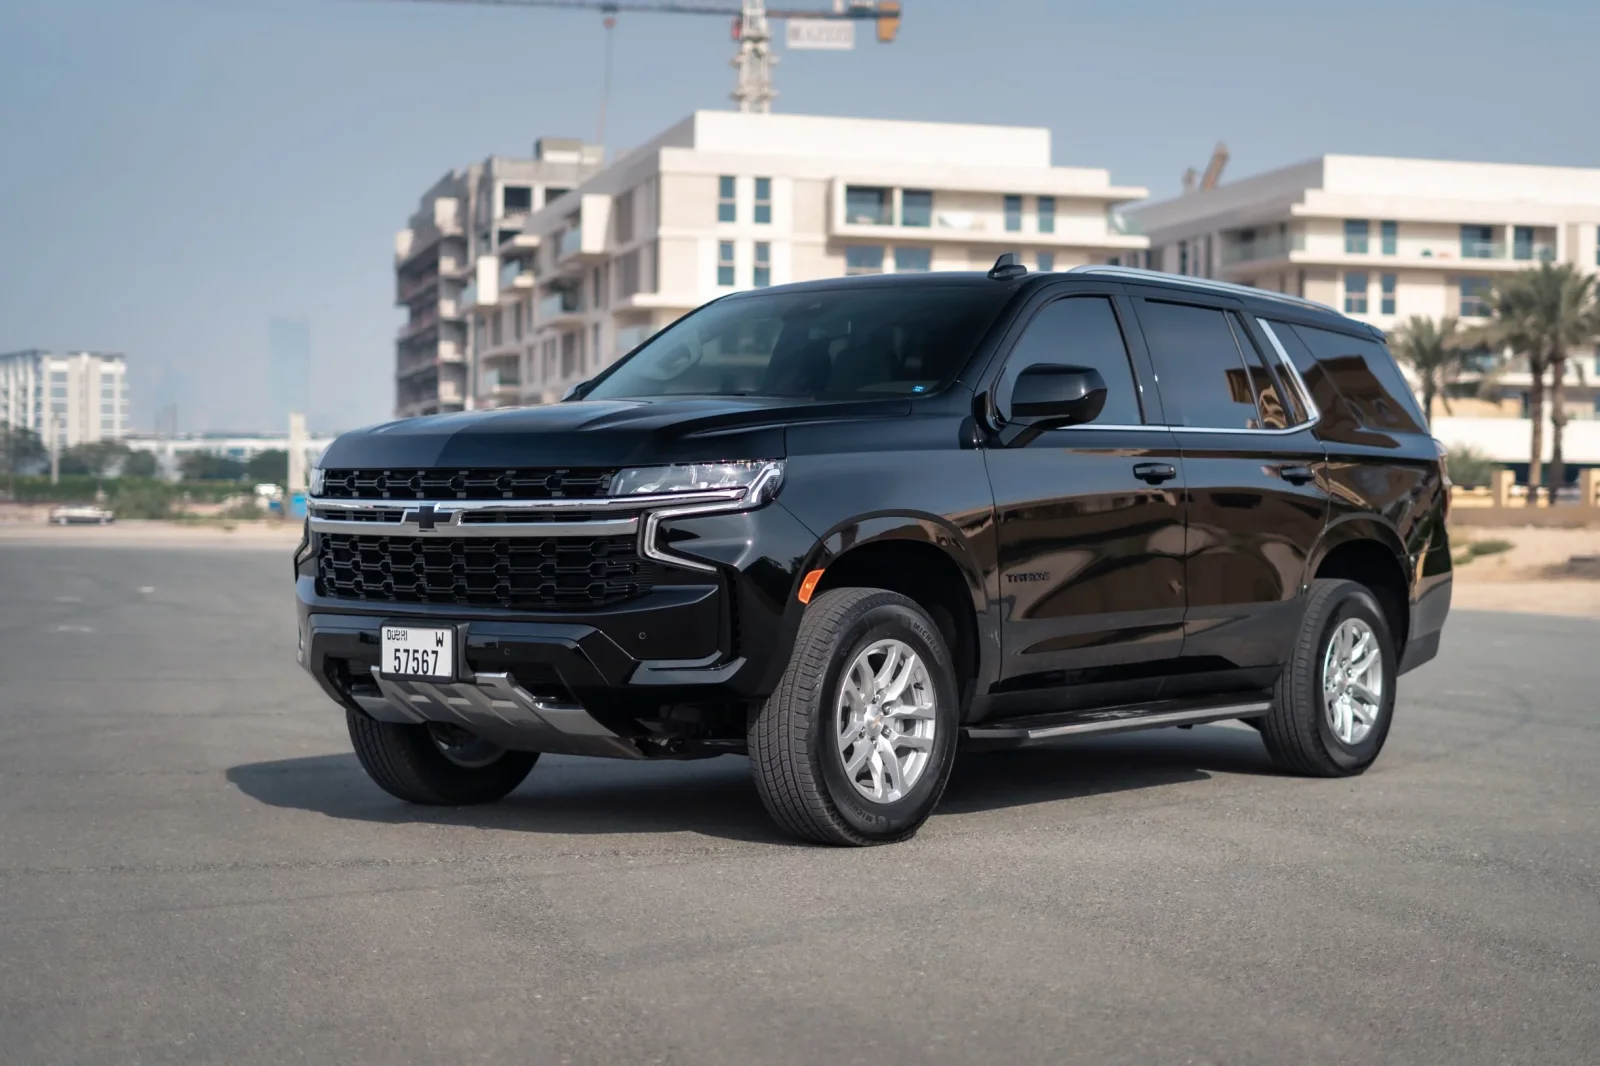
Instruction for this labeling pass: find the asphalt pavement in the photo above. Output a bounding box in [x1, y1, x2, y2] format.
[2, 538, 1597, 1065]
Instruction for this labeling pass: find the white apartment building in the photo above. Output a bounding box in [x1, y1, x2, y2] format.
[465, 111, 1149, 407]
[0, 349, 128, 447]
[1129, 155, 1600, 421]
[393, 139, 604, 417]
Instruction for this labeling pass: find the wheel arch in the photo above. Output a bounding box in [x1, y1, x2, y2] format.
[801, 513, 994, 712]
[1308, 516, 1411, 653]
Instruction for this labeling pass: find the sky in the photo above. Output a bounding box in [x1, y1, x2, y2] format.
[2, 0, 1596, 435]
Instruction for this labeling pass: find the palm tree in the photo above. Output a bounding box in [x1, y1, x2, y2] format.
[1472, 275, 1549, 504]
[1482, 265, 1600, 500]
[1389, 315, 1462, 427]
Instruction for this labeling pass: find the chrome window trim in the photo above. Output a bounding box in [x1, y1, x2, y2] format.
[1255, 318, 1322, 425]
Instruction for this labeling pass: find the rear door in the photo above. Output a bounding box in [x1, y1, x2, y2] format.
[985, 284, 1187, 707]
[1126, 290, 1331, 683]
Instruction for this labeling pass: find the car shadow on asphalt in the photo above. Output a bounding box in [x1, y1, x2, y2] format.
[225, 723, 1277, 845]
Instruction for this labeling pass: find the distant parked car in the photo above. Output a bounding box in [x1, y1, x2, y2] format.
[50, 504, 114, 526]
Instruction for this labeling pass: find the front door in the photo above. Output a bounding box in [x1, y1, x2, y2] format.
[1126, 292, 1331, 686]
[986, 288, 1187, 709]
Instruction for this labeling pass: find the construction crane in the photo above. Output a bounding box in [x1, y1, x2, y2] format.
[379, 0, 903, 114]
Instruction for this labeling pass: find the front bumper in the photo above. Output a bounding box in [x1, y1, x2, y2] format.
[296, 501, 820, 756]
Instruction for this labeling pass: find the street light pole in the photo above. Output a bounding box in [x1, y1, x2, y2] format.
[49, 416, 62, 486]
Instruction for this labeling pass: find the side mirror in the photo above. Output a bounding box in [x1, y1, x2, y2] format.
[1006, 364, 1107, 442]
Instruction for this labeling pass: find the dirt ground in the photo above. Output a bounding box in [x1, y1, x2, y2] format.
[1445, 525, 1600, 617]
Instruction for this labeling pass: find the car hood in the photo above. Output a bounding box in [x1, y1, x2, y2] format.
[318, 396, 912, 469]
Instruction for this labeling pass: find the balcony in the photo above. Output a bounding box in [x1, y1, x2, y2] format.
[1220, 231, 1306, 266]
[396, 311, 438, 341]
[396, 271, 439, 305]
[1514, 242, 1557, 263]
[556, 226, 583, 261]
[500, 258, 534, 291]
[1461, 240, 1506, 260]
[537, 287, 583, 325]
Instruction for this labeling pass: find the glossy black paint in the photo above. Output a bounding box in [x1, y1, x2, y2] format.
[298, 269, 1451, 751]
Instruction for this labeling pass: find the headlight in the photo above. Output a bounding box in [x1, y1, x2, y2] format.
[308, 465, 325, 496]
[610, 460, 784, 502]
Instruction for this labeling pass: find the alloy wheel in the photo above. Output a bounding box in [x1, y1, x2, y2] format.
[835, 638, 937, 803]
[1322, 617, 1384, 745]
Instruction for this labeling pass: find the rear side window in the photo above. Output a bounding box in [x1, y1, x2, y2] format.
[1002, 296, 1143, 425]
[1136, 300, 1260, 429]
[1229, 314, 1292, 430]
[1290, 324, 1426, 432]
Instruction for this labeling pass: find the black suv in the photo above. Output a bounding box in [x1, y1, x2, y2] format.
[296, 260, 1452, 845]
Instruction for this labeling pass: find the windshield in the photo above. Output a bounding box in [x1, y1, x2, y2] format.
[584, 285, 1011, 400]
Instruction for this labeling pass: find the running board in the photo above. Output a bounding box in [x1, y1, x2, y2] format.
[963, 698, 1271, 747]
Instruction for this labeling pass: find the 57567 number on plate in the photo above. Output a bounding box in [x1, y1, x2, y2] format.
[381, 625, 455, 680]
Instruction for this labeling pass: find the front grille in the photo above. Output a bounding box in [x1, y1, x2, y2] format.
[315, 533, 652, 609]
[321, 467, 616, 501]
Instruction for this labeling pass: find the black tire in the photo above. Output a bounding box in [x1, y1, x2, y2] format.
[346, 710, 538, 805]
[1261, 578, 1398, 777]
[749, 588, 961, 846]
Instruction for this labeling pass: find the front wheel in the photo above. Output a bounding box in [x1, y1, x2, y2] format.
[1261, 578, 1398, 776]
[749, 588, 960, 846]
[346, 710, 538, 805]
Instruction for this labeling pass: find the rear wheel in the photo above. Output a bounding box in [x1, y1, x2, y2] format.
[749, 588, 960, 846]
[346, 709, 538, 805]
[1261, 578, 1397, 777]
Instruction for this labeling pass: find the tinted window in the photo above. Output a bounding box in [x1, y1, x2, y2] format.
[1002, 296, 1142, 426]
[1291, 324, 1425, 432]
[585, 286, 1010, 400]
[1229, 314, 1291, 429]
[1137, 300, 1258, 429]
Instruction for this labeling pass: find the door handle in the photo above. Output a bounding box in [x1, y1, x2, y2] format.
[1276, 463, 1316, 485]
[1133, 462, 1177, 485]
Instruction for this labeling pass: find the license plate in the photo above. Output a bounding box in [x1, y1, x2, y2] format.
[381, 625, 455, 680]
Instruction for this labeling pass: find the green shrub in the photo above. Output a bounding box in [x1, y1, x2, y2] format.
[109, 482, 175, 520]
[1446, 445, 1497, 489]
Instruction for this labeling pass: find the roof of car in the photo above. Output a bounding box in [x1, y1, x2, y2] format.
[723, 265, 1381, 337]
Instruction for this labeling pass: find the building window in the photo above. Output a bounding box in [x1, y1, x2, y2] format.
[1344, 271, 1369, 314]
[1037, 196, 1056, 234]
[1596, 227, 1599, 266]
[718, 176, 737, 223]
[844, 245, 884, 275]
[753, 177, 772, 224]
[1344, 220, 1369, 254]
[1038, 252, 1055, 272]
[1460, 277, 1492, 318]
[1004, 195, 1023, 233]
[753, 242, 771, 287]
[1513, 225, 1534, 261]
[1178, 240, 1189, 275]
[845, 186, 891, 226]
[894, 247, 932, 273]
[1381, 220, 1398, 255]
[1461, 224, 1496, 259]
[1380, 273, 1397, 315]
[502, 185, 532, 212]
[901, 189, 932, 227]
[717, 241, 736, 287]
[543, 186, 570, 207]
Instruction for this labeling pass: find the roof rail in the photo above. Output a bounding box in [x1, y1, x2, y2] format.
[1067, 265, 1337, 314]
